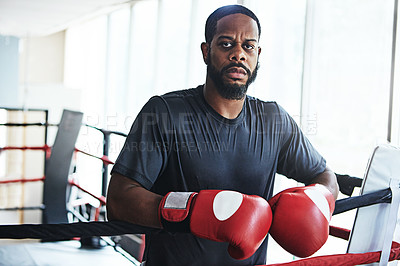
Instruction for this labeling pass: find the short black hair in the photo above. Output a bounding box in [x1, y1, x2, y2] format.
[205, 5, 261, 44]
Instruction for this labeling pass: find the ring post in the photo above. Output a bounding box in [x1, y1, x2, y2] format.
[42, 110, 83, 224]
[379, 179, 400, 265]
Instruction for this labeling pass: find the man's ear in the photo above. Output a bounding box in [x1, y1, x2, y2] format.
[258, 46, 262, 56]
[201, 42, 209, 65]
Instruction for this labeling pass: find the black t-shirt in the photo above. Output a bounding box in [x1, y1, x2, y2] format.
[111, 85, 326, 266]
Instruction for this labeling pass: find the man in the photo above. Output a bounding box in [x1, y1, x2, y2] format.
[106, 5, 339, 266]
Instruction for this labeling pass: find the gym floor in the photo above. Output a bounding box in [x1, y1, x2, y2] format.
[0, 240, 134, 266]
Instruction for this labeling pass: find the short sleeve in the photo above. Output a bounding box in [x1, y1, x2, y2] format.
[111, 96, 173, 189]
[276, 105, 326, 184]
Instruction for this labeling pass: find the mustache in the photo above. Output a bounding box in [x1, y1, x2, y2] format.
[221, 63, 252, 76]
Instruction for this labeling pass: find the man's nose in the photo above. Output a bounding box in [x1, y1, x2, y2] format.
[229, 45, 246, 62]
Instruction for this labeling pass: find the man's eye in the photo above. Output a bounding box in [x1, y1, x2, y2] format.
[244, 44, 255, 50]
[221, 42, 232, 48]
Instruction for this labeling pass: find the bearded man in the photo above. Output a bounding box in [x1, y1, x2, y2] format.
[106, 5, 338, 266]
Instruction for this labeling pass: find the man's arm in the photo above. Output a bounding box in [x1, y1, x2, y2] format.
[309, 166, 339, 199]
[107, 172, 273, 260]
[106, 172, 163, 228]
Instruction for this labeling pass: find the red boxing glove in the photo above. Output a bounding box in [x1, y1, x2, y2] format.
[159, 190, 272, 260]
[268, 184, 335, 258]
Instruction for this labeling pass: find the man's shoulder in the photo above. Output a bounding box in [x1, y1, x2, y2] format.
[246, 94, 282, 113]
[144, 86, 201, 110]
[160, 86, 201, 102]
[245, 95, 294, 124]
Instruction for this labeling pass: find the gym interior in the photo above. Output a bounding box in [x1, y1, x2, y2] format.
[0, 0, 400, 265]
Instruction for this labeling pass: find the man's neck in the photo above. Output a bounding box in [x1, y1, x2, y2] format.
[203, 80, 245, 120]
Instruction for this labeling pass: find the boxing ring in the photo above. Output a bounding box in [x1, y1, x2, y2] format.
[0, 108, 138, 264]
[0, 108, 399, 265]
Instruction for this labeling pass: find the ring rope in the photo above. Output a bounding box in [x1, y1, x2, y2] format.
[0, 221, 155, 240]
[74, 148, 114, 165]
[68, 179, 106, 205]
[0, 122, 58, 127]
[0, 145, 50, 152]
[262, 241, 400, 265]
[0, 121, 127, 138]
[0, 177, 45, 184]
[0, 145, 114, 165]
[329, 225, 351, 240]
[333, 188, 392, 215]
[0, 205, 45, 211]
[83, 123, 128, 137]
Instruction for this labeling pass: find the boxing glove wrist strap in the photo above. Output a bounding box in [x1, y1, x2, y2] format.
[159, 192, 197, 232]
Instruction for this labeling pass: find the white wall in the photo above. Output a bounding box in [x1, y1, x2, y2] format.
[19, 31, 82, 122]
[19, 31, 65, 85]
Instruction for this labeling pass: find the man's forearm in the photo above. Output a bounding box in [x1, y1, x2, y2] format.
[106, 173, 163, 228]
[310, 166, 339, 199]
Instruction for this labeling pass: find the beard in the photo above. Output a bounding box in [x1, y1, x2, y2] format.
[207, 55, 259, 100]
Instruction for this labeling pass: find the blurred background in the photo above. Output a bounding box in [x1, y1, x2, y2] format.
[0, 0, 399, 263]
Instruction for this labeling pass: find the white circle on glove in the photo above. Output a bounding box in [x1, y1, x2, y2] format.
[213, 191, 243, 221]
[304, 189, 330, 222]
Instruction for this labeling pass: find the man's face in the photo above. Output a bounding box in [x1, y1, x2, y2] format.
[204, 13, 261, 100]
